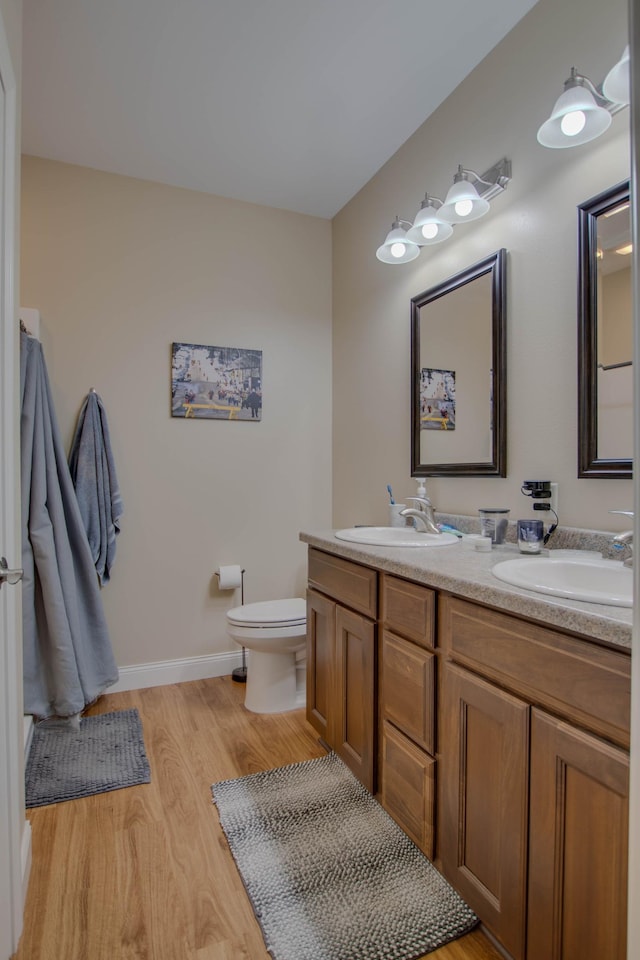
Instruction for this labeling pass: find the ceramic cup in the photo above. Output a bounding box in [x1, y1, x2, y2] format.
[389, 504, 408, 527]
[517, 518, 544, 553]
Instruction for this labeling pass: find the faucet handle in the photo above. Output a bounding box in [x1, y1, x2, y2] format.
[406, 496, 433, 509]
[609, 510, 634, 517]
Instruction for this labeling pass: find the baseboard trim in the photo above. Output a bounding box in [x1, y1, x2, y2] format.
[109, 650, 244, 693]
[21, 819, 32, 911]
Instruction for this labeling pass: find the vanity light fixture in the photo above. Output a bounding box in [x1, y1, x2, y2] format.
[602, 46, 630, 105]
[537, 49, 630, 150]
[406, 195, 453, 245]
[438, 166, 493, 223]
[376, 157, 511, 264]
[604, 201, 630, 218]
[375, 218, 420, 263]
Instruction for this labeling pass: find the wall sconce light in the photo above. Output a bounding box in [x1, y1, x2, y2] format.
[376, 157, 511, 264]
[537, 48, 630, 149]
[376, 218, 421, 263]
[406, 196, 453, 245]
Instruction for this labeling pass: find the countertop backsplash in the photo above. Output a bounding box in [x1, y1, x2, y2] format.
[436, 513, 625, 560]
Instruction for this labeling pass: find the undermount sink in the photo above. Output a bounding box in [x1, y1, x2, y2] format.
[492, 556, 632, 607]
[334, 527, 458, 548]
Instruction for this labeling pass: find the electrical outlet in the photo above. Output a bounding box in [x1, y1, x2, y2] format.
[549, 482, 558, 517]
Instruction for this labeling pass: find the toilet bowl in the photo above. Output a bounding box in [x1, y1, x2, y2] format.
[226, 598, 307, 714]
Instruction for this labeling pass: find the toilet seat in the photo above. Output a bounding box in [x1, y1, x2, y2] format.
[226, 598, 306, 629]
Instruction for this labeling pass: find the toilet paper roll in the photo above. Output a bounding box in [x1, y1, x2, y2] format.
[217, 565, 243, 590]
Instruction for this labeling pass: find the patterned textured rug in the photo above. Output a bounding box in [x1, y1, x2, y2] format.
[211, 752, 477, 960]
[25, 708, 151, 807]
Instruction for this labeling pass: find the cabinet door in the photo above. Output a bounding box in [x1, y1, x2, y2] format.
[335, 604, 376, 792]
[382, 720, 435, 859]
[439, 663, 529, 960]
[306, 589, 336, 744]
[527, 709, 629, 960]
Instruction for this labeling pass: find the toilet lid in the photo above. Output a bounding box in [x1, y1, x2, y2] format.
[226, 597, 306, 628]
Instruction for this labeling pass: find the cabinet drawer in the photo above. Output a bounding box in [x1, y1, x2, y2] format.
[381, 720, 435, 859]
[440, 596, 631, 748]
[381, 631, 435, 754]
[381, 575, 435, 648]
[308, 548, 377, 619]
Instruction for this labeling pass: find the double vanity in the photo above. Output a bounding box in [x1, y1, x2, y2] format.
[302, 528, 631, 960]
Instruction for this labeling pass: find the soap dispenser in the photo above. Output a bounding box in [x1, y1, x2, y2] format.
[415, 477, 428, 499]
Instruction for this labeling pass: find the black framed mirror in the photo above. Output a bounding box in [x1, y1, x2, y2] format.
[411, 248, 507, 477]
[578, 181, 632, 478]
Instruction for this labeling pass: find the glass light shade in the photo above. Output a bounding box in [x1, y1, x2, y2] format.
[406, 201, 453, 245]
[537, 81, 611, 148]
[602, 46, 630, 105]
[376, 222, 420, 264]
[439, 178, 489, 223]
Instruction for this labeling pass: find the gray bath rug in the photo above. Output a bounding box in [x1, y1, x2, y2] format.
[211, 752, 477, 960]
[25, 708, 151, 807]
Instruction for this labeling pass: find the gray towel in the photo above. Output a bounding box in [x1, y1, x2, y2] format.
[21, 333, 118, 719]
[68, 391, 123, 585]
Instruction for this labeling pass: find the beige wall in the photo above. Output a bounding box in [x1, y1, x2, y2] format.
[332, 0, 632, 531]
[20, 157, 332, 668]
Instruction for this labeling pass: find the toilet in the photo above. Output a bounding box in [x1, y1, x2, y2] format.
[226, 598, 307, 714]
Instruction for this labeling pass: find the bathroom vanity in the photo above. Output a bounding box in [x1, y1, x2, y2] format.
[301, 531, 631, 960]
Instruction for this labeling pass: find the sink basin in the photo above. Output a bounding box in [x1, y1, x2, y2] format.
[492, 556, 632, 607]
[334, 527, 458, 548]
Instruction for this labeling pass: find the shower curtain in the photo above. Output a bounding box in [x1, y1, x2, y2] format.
[20, 331, 118, 719]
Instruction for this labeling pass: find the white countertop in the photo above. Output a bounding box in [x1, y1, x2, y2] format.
[300, 530, 632, 652]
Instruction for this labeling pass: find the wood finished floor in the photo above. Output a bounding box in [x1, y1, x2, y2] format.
[14, 677, 503, 960]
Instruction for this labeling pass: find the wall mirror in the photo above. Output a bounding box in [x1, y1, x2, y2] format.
[411, 248, 507, 477]
[578, 181, 632, 478]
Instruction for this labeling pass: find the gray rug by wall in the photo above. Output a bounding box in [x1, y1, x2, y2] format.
[25, 708, 151, 808]
[211, 752, 477, 960]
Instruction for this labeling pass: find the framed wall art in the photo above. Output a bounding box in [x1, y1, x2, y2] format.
[171, 342, 262, 421]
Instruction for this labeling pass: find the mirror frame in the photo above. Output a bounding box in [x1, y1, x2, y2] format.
[577, 180, 631, 479]
[411, 248, 507, 477]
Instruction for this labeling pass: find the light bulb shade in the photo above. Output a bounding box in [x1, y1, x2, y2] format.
[537, 81, 611, 148]
[376, 222, 420, 264]
[406, 202, 453, 245]
[602, 46, 630, 105]
[439, 178, 489, 223]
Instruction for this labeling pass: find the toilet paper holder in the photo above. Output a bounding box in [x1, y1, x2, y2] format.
[215, 566, 247, 684]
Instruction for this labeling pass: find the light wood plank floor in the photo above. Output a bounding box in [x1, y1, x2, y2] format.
[14, 678, 503, 960]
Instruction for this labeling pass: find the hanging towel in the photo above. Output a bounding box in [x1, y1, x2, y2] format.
[20, 332, 119, 719]
[68, 390, 124, 585]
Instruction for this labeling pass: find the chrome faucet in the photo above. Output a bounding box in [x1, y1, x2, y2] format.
[611, 510, 634, 567]
[400, 497, 441, 536]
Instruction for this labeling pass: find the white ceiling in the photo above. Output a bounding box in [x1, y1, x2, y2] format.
[22, 0, 538, 219]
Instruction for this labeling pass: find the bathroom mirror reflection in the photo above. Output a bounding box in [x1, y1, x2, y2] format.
[411, 248, 507, 477]
[578, 181, 632, 478]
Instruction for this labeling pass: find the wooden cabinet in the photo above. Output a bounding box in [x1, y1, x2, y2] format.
[527, 709, 629, 960]
[334, 604, 376, 790]
[305, 544, 632, 960]
[439, 662, 529, 959]
[306, 549, 377, 791]
[306, 589, 336, 745]
[379, 575, 437, 858]
[439, 594, 631, 960]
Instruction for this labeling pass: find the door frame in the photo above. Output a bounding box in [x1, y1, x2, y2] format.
[0, 1, 27, 956]
[628, 3, 640, 957]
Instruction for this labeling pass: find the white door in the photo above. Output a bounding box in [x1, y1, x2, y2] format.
[0, 6, 25, 957]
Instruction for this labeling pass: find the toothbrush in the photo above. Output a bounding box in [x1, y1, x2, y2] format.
[386, 484, 395, 505]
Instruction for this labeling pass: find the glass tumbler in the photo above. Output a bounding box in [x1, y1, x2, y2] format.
[478, 508, 510, 544]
